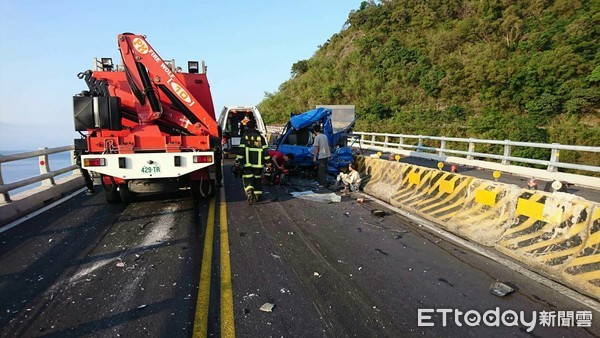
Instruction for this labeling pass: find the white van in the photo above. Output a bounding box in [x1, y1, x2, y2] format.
[218, 106, 267, 157]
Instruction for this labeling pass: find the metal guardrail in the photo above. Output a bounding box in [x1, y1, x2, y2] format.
[0, 146, 78, 203]
[266, 125, 599, 187]
[354, 132, 600, 173]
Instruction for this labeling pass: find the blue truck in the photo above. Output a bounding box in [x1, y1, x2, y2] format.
[275, 105, 357, 175]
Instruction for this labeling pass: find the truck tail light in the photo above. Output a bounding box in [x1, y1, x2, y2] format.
[84, 158, 106, 166]
[193, 155, 213, 163]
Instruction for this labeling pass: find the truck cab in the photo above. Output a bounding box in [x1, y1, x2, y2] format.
[218, 106, 267, 157]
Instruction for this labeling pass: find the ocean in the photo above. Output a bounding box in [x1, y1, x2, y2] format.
[1, 151, 74, 196]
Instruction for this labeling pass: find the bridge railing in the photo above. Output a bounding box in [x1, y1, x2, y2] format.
[353, 131, 600, 188]
[0, 146, 79, 203]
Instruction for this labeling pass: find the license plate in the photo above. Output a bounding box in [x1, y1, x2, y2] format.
[141, 165, 161, 174]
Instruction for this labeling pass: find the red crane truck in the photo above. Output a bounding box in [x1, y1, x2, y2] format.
[73, 33, 222, 203]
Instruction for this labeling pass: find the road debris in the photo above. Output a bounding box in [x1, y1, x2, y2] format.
[271, 253, 281, 259]
[357, 197, 365, 203]
[115, 261, 125, 268]
[259, 303, 275, 313]
[371, 209, 386, 217]
[280, 288, 290, 294]
[137, 304, 147, 309]
[344, 212, 350, 217]
[489, 282, 514, 297]
[291, 191, 341, 203]
[375, 248, 389, 256]
[313, 272, 322, 277]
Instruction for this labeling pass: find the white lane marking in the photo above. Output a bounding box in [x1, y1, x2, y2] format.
[0, 188, 87, 234]
[364, 194, 600, 313]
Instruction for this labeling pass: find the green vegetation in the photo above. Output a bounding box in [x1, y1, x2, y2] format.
[258, 0, 599, 166]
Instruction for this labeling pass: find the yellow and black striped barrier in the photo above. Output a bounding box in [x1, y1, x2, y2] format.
[363, 161, 406, 203]
[390, 165, 433, 209]
[404, 170, 473, 226]
[448, 179, 521, 246]
[355, 156, 600, 299]
[496, 191, 591, 275]
[563, 204, 600, 297]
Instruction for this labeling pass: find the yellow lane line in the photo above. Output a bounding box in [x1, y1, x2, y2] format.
[193, 197, 216, 338]
[220, 188, 236, 337]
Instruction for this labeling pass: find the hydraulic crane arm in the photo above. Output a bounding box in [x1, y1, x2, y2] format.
[117, 33, 219, 137]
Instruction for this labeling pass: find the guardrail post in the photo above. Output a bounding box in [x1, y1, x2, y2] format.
[439, 140, 446, 157]
[548, 143, 560, 172]
[384, 134, 389, 148]
[371, 134, 375, 145]
[0, 164, 11, 203]
[70, 150, 79, 176]
[467, 139, 475, 160]
[38, 148, 55, 187]
[417, 135, 423, 152]
[502, 140, 511, 165]
[398, 136, 404, 150]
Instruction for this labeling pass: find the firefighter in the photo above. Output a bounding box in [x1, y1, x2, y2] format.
[237, 120, 270, 204]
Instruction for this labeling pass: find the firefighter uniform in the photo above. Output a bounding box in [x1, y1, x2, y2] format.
[237, 127, 270, 203]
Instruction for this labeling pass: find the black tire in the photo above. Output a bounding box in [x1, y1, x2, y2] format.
[118, 184, 134, 203]
[104, 185, 121, 204]
[200, 179, 216, 198]
[190, 180, 201, 200]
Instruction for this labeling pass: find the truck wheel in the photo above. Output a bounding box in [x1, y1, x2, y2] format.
[201, 179, 216, 198]
[104, 185, 121, 204]
[190, 180, 201, 200]
[118, 184, 134, 203]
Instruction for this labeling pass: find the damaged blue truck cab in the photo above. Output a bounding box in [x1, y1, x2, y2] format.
[275, 105, 357, 175]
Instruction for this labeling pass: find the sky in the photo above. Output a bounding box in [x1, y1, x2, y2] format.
[0, 0, 362, 151]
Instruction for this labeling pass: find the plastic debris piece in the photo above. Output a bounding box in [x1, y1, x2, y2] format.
[291, 191, 341, 203]
[490, 282, 514, 297]
[371, 209, 386, 217]
[357, 197, 365, 203]
[115, 262, 125, 268]
[137, 304, 147, 309]
[344, 212, 350, 217]
[313, 272, 321, 277]
[271, 253, 281, 259]
[260, 303, 275, 313]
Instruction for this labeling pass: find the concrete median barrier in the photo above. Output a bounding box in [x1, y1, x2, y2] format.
[496, 191, 592, 279]
[389, 165, 433, 210]
[354, 156, 599, 298]
[360, 157, 385, 191]
[448, 179, 521, 246]
[363, 161, 405, 203]
[404, 170, 473, 225]
[563, 204, 600, 297]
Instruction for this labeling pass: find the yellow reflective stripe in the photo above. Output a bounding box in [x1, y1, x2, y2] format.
[254, 191, 263, 195]
[254, 175, 261, 178]
[239, 144, 246, 148]
[242, 174, 253, 178]
[244, 186, 254, 191]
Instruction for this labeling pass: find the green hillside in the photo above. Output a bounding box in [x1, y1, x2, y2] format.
[258, 0, 599, 165]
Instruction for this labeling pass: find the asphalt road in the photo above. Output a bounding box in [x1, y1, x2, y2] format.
[0, 190, 207, 337]
[223, 160, 600, 337]
[1, 159, 599, 337]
